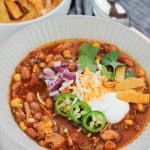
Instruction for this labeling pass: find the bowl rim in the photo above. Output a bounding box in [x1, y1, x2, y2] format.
[0, 0, 68, 27]
[0, 15, 150, 150]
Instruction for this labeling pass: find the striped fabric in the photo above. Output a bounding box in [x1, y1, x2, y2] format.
[69, 0, 150, 38]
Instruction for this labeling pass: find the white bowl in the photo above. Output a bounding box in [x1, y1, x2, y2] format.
[0, 16, 150, 150]
[0, 0, 71, 43]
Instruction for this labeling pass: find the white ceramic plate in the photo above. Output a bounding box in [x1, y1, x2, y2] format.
[0, 16, 150, 150]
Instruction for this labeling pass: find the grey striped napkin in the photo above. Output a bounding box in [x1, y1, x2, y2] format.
[69, 0, 150, 38]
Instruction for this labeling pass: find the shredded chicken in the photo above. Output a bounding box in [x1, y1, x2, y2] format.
[45, 133, 65, 148]
[37, 92, 46, 105]
[104, 140, 116, 150]
[101, 130, 120, 141]
[39, 104, 51, 117]
[65, 130, 73, 147]
[24, 101, 31, 120]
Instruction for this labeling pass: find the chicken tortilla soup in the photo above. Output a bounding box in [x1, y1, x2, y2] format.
[9, 39, 150, 149]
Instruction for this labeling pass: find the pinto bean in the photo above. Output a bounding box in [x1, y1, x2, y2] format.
[68, 63, 78, 71]
[104, 140, 116, 150]
[119, 54, 134, 67]
[95, 144, 104, 150]
[54, 41, 73, 53]
[45, 54, 53, 63]
[26, 92, 36, 102]
[30, 102, 40, 112]
[42, 115, 50, 122]
[26, 127, 38, 139]
[101, 43, 118, 53]
[38, 140, 47, 147]
[45, 98, 53, 109]
[14, 110, 25, 123]
[53, 54, 64, 63]
[11, 82, 21, 91]
[34, 112, 42, 120]
[21, 66, 31, 80]
[60, 89, 71, 94]
[101, 130, 120, 141]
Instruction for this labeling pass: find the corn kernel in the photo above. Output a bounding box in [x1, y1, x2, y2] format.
[124, 119, 133, 126]
[32, 64, 39, 73]
[45, 121, 53, 128]
[39, 62, 46, 68]
[137, 104, 144, 112]
[13, 73, 21, 81]
[37, 52, 45, 60]
[96, 56, 101, 63]
[10, 98, 22, 108]
[93, 42, 100, 48]
[44, 128, 52, 134]
[63, 50, 72, 59]
[137, 68, 145, 77]
[19, 122, 27, 131]
[47, 61, 54, 67]
[68, 86, 75, 90]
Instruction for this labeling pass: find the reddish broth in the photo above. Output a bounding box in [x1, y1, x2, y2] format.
[9, 39, 150, 150]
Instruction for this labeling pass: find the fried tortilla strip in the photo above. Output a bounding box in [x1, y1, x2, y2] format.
[5, 0, 23, 19]
[115, 66, 126, 81]
[116, 77, 146, 90]
[44, 0, 52, 8]
[0, 0, 10, 22]
[16, 0, 28, 7]
[20, 8, 36, 21]
[27, 0, 43, 14]
[117, 90, 150, 104]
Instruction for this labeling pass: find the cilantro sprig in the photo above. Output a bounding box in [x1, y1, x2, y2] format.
[101, 65, 115, 81]
[78, 44, 99, 72]
[101, 51, 123, 81]
[101, 51, 123, 72]
[125, 71, 136, 78]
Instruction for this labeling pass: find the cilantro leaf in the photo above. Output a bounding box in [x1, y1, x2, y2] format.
[78, 44, 99, 72]
[125, 71, 136, 78]
[101, 51, 123, 71]
[79, 44, 99, 61]
[78, 55, 97, 72]
[101, 65, 115, 81]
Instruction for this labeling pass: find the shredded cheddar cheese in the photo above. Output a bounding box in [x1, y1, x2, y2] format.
[73, 68, 104, 102]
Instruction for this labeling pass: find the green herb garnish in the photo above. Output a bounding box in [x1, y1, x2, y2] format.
[78, 44, 99, 72]
[125, 71, 136, 78]
[101, 65, 115, 81]
[101, 51, 123, 71]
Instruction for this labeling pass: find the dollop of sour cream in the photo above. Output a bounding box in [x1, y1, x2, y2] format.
[88, 92, 129, 124]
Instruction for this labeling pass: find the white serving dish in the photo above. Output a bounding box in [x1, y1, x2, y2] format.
[0, 0, 71, 43]
[0, 16, 150, 150]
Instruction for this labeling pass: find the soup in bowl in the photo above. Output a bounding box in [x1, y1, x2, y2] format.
[9, 39, 150, 149]
[0, 16, 150, 150]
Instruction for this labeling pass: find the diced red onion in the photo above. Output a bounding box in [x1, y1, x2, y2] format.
[45, 80, 54, 87]
[53, 61, 61, 67]
[61, 63, 68, 67]
[48, 77, 63, 91]
[63, 70, 76, 80]
[53, 66, 65, 73]
[39, 73, 44, 79]
[49, 90, 59, 97]
[59, 80, 74, 91]
[43, 68, 54, 75]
